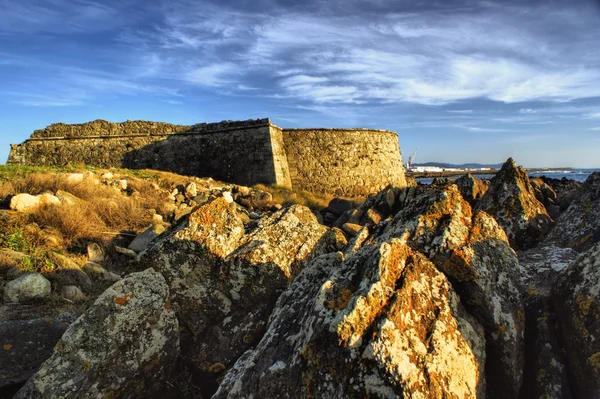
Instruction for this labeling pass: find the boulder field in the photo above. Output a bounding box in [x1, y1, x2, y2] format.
[1, 158, 600, 398]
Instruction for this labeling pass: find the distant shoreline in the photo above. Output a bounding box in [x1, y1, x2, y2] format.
[406, 167, 572, 179]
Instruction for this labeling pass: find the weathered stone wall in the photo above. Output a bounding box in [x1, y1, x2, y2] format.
[281, 128, 406, 196]
[8, 119, 406, 195]
[8, 119, 292, 188]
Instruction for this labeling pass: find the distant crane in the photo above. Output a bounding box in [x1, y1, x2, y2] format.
[406, 148, 417, 169]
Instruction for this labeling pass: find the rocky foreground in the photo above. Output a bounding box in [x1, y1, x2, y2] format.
[1, 158, 599, 398]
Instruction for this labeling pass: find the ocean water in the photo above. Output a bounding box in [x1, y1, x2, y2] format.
[415, 169, 600, 185]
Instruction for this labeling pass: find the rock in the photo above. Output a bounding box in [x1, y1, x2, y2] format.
[215, 241, 486, 398]
[115, 179, 128, 190]
[60, 285, 87, 302]
[9, 193, 60, 212]
[329, 227, 348, 251]
[55, 190, 84, 206]
[0, 317, 70, 388]
[341, 222, 363, 237]
[14, 269, 179, 399]
[86, 243, 104, 263]
[4, 273, 51, 302]
[128, 224, 166, 253]
[455, 173, 488, 203]
[362, 208, 382, 225]
[115, 245, 138, 258]
[553, 242, 600, 397]
[234, 185, 251, 196]
[376, 184, 525, 398]
[530, 178, 560, 219]
[222, 191, 234, 204]
[518, 245, 578, 399]
[0, 249, 30, 273]
[248, 190, 273, 208]
[543, 172, 600, 252]
[101, 172, 113, 180]
[325, 197, 354, 216]
[82, 262, 120, 282]
[185, 182, 197, 198]
[64, 173, 84, 184]
[7, 267, 23, 280]
[152, 213, 164, 224]
[475, 158, 553, 250]
[45, 251, 92, 291]
[140, 199, 332, 395]
[539, 176, 582, 211]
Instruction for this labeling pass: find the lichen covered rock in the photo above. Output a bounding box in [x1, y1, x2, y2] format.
[4, 273, 51, 303]
[140, 198, 333, 392]
[14, 268, 179, 399]
[455, 173, 488, 204]
[475, 158, 553, 250]
[553, 242, 600, 397]
[0, 318, 69, 388]
[377, 184, 525, 397]
[544, 172, 600, 252]
[215, 240, 486, 398]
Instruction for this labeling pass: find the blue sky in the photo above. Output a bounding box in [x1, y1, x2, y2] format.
[1, 0, 600, 167]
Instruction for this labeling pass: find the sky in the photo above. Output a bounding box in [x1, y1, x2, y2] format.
[1, 0, 600, 167]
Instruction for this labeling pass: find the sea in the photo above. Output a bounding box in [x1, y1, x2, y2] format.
[415, 169, 600, 185]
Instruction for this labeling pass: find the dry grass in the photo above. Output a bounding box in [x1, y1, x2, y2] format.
[253, 184, 364, 211]
[0, 167, 169, 253]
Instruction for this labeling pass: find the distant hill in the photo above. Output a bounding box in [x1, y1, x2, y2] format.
[412, 162, 503, 169]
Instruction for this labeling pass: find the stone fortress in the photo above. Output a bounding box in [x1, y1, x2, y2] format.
[7, 118, 407, 196]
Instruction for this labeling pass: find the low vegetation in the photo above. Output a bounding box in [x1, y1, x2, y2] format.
[253, 184, 363, 211]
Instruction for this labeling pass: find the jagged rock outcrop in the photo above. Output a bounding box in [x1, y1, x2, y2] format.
[140, 197, 334, 394]
[475, 158, 553, 250]
[553, 242, 600, 398]
[530, 177, 560, 219]
[215, 183, 525, 398]
[14, 268, 179, 398]
[518, 246, 579, 398]
[377, 184, 525, 398]
[455, 173, 488, 204]
[544, 172, 600, 252]
[215, 241, 487, 399]
[540, 176, 582, 211]
[0, 318, 69, 389]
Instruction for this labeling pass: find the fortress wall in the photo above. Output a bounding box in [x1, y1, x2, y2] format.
[7, 119, 407, 195]
[7, 119, 291, 188]
[281, 128, 406, 196]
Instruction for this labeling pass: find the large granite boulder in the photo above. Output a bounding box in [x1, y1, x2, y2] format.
[215, 240, 487, 398]
[553, 242, 600, 397]
[14, 268, 179, 398]
[544, 172, 600, 252]
[475, 158, 553, 250]
[0, 318, 69, 389]
[140, 198, 334, 394]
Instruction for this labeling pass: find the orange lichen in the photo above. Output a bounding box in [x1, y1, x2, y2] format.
[114, 292, 134, 306]
[587, 352, 600, 373]
[82, 359, 91, 372]
[327, 288, 353, 311]
[208, 362, 226, 373]
[3, 344, 12, 351]
[576, 295, 594, 316]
